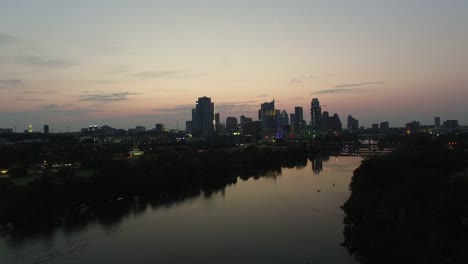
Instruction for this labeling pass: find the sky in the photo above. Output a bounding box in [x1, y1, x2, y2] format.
[1, 0, 467, 132]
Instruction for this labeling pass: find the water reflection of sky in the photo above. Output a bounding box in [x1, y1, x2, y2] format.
[0, 157, 362, 264]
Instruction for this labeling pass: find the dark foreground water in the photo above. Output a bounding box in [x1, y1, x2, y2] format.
[0, 156, 361, 264]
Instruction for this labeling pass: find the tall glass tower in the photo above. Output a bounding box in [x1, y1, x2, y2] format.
[310, 98, 322, 130]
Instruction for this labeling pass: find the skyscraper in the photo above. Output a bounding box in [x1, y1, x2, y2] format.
[294, 107, 303, 122]
[321, 112, 342, 132]
[258, 100, 279, 138]
[258, 100, 275, 120]
[329, 114, 342, 131]
[192, 96, 214, 136]
[347, 115, 359, 131]
[289, 114, 296, 125]
[191, 108, 197, 130]
[280, 110, 289, 128]
[294, 106, 305, 132]
[311, 98, 322, 130]
[43, 124, 49, 134]
[215, 113, 221, 133]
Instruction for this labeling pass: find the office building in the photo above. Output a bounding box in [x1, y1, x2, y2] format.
[443, 120, 459, 132]
[294, 106, 305, 132]
[280, 110, 289, 129]
[290, 114, 296, 126]
[294, 107, 303, 122]
[321, 111, 329, 131]
[329, 114, 342, 131]
[320, 112, 342, 132]
[192, 96, 214, 136]
[226, 116, 238, 132]
[347, 115, 359, 131]
[258, 100, 280, 138]
[311, 98, 322, 130]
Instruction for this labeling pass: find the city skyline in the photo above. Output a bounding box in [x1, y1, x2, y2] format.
[1, 1, 468, 131]
[5, 95, 461, 134]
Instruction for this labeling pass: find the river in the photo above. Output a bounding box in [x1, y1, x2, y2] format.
[0, 156, 361, 264]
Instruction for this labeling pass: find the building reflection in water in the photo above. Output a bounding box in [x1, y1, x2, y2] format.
[309, 155, 330, 174]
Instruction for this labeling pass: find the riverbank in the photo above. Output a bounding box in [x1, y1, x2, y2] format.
[342, 142, 468, 263]
[0, 145, 309, 236]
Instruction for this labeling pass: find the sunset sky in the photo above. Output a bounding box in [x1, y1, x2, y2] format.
[1, 0, 467, 132]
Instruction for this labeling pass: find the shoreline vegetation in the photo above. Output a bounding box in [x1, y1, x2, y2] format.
[342, 137, 468, 263]
[0, 145, 309, 239]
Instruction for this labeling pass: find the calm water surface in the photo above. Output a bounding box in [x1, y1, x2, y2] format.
[0, 156, 361, 264]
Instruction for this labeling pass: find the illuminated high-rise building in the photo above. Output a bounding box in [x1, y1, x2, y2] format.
[258, 100, 279, 138]
[310, 98, 322, 130]
[28, 124, 33, 133]
[280, 110, 289, 128]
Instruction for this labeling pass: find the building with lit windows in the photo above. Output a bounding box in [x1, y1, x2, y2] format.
[258, 100, 280, 139]
[311, 98, 322, 130]
[280, 110, 289, 129]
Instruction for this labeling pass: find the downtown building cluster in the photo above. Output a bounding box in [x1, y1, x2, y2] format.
[181, 96, 465, 142]
[185, 96, 345, 141]
[0, 97, 464, 138]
